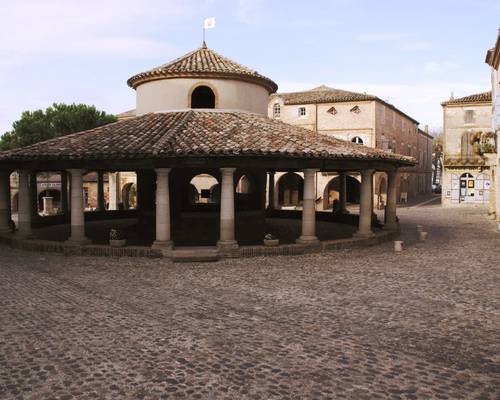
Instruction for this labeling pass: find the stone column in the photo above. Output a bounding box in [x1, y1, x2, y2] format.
[152, 168, 173, 253]
[384, 170, 399, 230]
[29, 172, 38, 219]
[17, 170, 32, 237]
[97, 171, 105, 211]
[356, 169, 375, 237]
[0, 171, 11, 234]
[67, 169, 89, 244]
[42, 197, 54, 215]
[108, 172, 120, 210]
[217, 168, 238, 252]
[267, 171, 275, 210]
[297, 169, 319, 245]
[60, 170, 68, 215]
[337, 172, 349, 214]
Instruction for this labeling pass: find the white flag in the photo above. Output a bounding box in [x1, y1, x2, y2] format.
[204, 17, 216, 29]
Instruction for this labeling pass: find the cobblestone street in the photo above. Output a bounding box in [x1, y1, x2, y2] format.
[0, 204, 499, 399]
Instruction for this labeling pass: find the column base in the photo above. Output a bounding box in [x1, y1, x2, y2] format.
[353, 231, 375, 238]
[296, 236, 320, 246]
[66, 237, 91, 246]
[217, 240, 239, 257]
[383, 222, 399, 231]
[152, 240, 173, 256]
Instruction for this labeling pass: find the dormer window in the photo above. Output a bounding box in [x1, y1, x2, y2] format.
[273, 103, 281, 119]
[350, 105, 361, 114]
[327, 106, 337, 115]
[191, 85, 215, 109]
[298, 107, 307, 117]
[352, 136, 364, 145]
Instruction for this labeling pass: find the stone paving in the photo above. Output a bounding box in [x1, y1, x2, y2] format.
[0, 204, 499, 399]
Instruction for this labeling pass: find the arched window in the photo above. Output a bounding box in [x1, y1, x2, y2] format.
[351, 136, 363, 145]
[189, 174, 219, 204]
[191, 86, 215, 109]
[273, 103, 281, 119]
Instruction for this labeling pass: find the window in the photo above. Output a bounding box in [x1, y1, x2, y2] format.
[298, 107, 306, 117]
[327, 106, 337, 115]
[380, 107, 386, 124]
[465, 110, 474, 124]
[191, 85, 215, 108]
[350, 105, 361, 114]
[461, 132, 474, 158]
[273, 103, 281, 119]
[392, 111, 396, 128]
[352, 136, 364, 145]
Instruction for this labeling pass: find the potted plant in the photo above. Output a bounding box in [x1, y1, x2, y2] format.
[109, 228, 126, 247]
[263, 233, 279, 247]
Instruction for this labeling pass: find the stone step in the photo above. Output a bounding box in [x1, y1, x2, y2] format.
[172, 246, 220, 262]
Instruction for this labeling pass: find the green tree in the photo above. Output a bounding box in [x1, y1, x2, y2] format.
[0, 103, 117, 151]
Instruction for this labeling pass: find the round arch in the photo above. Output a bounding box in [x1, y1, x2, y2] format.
[122, 182, 137, 209]
[38, 189, 61, 212]
[322, 174, 360, 210]
[189, 174, 220, 205]
[376, 176, 387, 210]
[277, 172, 304, 208]
[189, 82, 218, 109]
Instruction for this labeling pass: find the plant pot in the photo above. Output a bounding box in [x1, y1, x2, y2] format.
[110, 239, 126, 248]
[263, 239, 279, 247]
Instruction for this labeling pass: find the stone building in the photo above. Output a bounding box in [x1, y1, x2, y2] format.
[0, 43, 414, 260]
[485, 29, 500, 230]
[268, 86, 433, 210]
[440, 92, 496, 209]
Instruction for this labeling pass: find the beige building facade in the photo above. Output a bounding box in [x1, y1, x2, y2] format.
[269, 86, 433, 210]
[486, 30, 500, 230]
[441, 92, 495, 209]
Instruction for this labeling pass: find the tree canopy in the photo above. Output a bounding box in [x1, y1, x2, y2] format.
[0, 103, 117, 151]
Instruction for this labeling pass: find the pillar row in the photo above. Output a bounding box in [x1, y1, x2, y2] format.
[67, 169, 89, 244]
[356, 169, 375, 237]
[152, 168, 173, 253]
[97, 171, 106, 211]
[297, 169, 319, 245]
[267, 171, 275, 210]
[0, 171, 11, 234]
[17, 170, 32, 237]
[384, 170, 399, 230]
[337, 172, 348, 214]
[217, 168, 238, 252]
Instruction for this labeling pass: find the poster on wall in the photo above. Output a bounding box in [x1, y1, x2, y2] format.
[485, 181, 491, 189]
[467, 180, 475, 188]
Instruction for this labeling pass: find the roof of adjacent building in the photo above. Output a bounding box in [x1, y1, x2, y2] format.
[0, 110, 414, 165]
[116, 109, 136, 120]
[485, 29, 500, 68]
[271, 85, 419, 124]
[127, 43, 278, 93]
[441, 91, 492, 106]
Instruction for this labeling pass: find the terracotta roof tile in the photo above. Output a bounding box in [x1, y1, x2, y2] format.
[127, 44, 278, 93]
[0, 111, 414, 165]
[441, 91, 492, 106]
[272, 85, 377, 105]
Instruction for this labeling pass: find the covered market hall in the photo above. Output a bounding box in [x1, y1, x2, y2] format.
[0, 44, 414, 260]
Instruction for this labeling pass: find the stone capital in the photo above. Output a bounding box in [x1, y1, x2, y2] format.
[154, 168, 171, 176]
[67, 168, 85, 176]
[220, 167, 236, 175]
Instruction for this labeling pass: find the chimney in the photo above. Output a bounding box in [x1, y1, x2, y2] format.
[424, 125, 429, 133]
[450, 91, 454, 100]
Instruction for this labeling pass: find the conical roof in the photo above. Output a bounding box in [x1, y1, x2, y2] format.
[0, 110, 414, 166]
[127, 43, 278, 93]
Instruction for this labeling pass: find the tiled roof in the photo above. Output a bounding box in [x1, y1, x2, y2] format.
[0, 111, 414, 165]
[127, 44, 278, 93]
[116, 109, 136, 120]
[271, 85, 377, 105]
[441, 91, 492, 106]
[271, 85, 419, 124]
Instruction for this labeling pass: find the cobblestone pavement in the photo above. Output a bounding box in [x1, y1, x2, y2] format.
[0, 205, 499, 399]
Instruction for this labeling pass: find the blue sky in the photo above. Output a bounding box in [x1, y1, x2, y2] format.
[1, 0, 499, 135]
